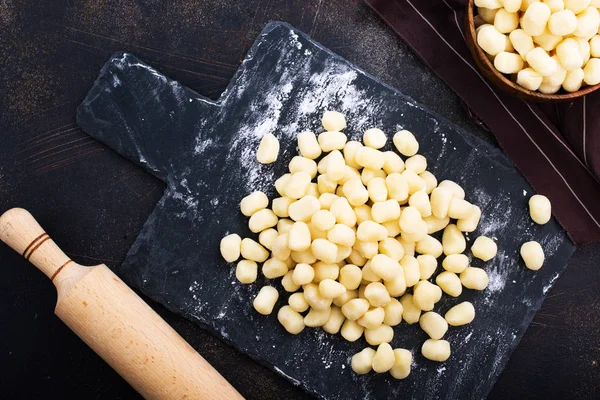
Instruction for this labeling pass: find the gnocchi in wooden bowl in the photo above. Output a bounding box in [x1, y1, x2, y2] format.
[465, 0, 600, 102]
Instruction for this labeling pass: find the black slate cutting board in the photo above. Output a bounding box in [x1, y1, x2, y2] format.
[76, 22, 575, 399]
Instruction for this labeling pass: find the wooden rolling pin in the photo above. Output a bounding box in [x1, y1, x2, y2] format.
[0, 208, 243, 400]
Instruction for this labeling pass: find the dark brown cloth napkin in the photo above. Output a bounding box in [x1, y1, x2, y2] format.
[365, 0, 600, 245]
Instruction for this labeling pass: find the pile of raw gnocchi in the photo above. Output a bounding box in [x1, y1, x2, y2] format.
[475, 0, 600, 93]
[220, 111, 551, 378]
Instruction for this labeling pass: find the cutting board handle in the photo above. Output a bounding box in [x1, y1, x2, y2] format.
[0, 208, 244, 400]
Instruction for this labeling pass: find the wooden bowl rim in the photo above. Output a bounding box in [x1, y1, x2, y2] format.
[465, 0, 600, 102]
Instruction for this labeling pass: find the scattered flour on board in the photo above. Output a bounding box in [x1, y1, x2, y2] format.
[226, 47, 377, 194]
[188, 281, 201, 304]
[463, 332, 473, 342]
[172, 181, 200, 220]
[469, 187, 493, 209]
[217, 325, 229, 339]
[235, 145, 274, 193]
[226, 81, 295, 193]
[110, 72, 121, 87]
[289, 30, 302, 49]
[186, 283, 209, 318]
[272, 359, 303, 382]
[298, 70, 363, 115]
[215, 271, 243, 320]
[541, 232, 562, 258]
[253, 82, 294, 140]
[194, 137, 213, 154]
[129, 61, 167, 82]
[543, 273, 560, 294]
[486, 265, 506, 293]
[476, 194, 512, 236]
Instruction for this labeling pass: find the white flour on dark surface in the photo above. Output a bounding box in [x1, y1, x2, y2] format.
[194, 136, 213, 154]
[543, 273, 560, 295]
[486, 257, 508, 293]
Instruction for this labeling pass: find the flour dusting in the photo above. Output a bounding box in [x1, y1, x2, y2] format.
[172, 191, 199, 218]
[171, 178, 200, 219]
[222, 43, 379, 195]
[540, 232, 562, 258]
[129, 61, 168, 82]
[194, 137, 213, 154]
[289, 30, 302, 49]
[233, 143, 275, 193]
[298, 70, 361, 115]
[463, 332, 473, 342]
[477, 194, 512, 236]
[247, 81, 294, 140]
[486, 269, 506, 293]
[469, 187, 493, 208]
[543, 273, 560, 294]
[273, 366, 300, 386]
[110, 72, 121, 87]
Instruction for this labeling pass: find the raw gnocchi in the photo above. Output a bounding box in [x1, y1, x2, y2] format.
[372, 343, 395, 373]
[421, 339, 451, 362]
[277, 306, 305, 334]
[236, 259, 258, 284]
[520, 241, 545, 270]
[419, 312, 449, 340]
[220, 110, 549, 378]
[475, 0, 600, 93]
[351, 347, 376, 374]
[256, 133, 280, 164]
[390, 348, 412, 379]
[321, 111, 347, 132]
[393, 130, 419, 156]
[363, 128, 387, 149]
[529, 194, 552, 224]
[471, 236, 498, 261]
[253, 286, 279, 315]
[445, 302, 476, 326]
[220, 234, 242, 262]
[297, 131, 322, 160]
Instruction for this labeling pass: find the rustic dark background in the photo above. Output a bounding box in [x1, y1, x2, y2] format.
[0, 1, 598, 399]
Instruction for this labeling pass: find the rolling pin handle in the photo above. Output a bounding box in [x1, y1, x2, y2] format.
[0, 208, 72, 281]
[1, 208, 244, 400]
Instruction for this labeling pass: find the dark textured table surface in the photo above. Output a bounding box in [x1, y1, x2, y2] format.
[0, 1, 598, 399]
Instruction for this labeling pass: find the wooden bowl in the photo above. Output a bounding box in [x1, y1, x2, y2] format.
[465, 0, 600, 102]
